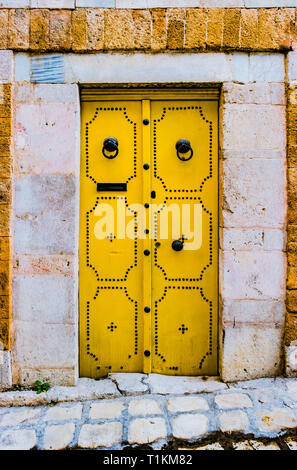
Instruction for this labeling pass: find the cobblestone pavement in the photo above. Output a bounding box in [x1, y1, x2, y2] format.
[0, 374, 297, 450]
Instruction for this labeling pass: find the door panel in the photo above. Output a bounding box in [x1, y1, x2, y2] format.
[151, 100, 218, 375]
[79, 101, 144, 378]
[80, 93, 218, 378]
[152, 103, 212, 192]
[152, 287, 215, 375]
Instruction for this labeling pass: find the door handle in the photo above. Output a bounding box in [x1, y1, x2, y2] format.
[172, 239, 184, 252]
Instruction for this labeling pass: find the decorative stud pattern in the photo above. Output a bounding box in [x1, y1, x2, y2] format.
[107, 322, 117, 332]
[84, 105, 140, 373]
[152, 105, 215, 372]
[178, 324, 188, 334]
[82, 100, 216, 376]
[107, 233, 116, 242]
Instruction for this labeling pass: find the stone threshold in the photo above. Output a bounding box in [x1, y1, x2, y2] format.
[0, 372, 292, 407]
[0, 374, 228, 407]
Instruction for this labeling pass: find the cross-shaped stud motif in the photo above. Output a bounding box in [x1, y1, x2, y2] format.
[107, 233, 116, 242]
[107, 322, 117, 332]
[178, 324, 188, 334]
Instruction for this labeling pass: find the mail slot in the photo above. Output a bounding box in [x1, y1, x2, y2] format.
[97, 183, 127, 192]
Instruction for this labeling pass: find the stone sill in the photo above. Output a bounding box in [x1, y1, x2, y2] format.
[0, 374, 228, 407]
[0, 374, 292, 408]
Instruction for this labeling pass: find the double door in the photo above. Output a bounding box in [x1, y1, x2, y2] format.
[79, 90, 218, 378]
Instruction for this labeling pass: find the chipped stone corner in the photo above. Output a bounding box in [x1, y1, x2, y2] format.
[285, 342, 297, 377]
[0, 349, 12, 391]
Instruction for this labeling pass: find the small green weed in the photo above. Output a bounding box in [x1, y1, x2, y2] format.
[33, 380, 50, 394]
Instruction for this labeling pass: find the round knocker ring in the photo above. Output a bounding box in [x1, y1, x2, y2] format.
[102, 137, 119, 159]
[176, 139, 193, 162]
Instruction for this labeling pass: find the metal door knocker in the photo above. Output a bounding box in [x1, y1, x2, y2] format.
[176, 139, 193, 161]
[102, 137, 119, 159]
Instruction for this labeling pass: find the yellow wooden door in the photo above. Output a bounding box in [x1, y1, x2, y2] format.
[80, 90, 218, 378]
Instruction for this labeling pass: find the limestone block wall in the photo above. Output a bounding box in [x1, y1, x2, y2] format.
[11, 83, 80, 386]
[0, 51, 12, 389]
[286, 52, 297, 375]
[0, 83, 11, 354]
[0, 53, 12, 351]
[0, 6, 296, 53]
[220, 79, 286, 381]
[3, 1, 297, 8]
[3, 50, 286, 385]
[0, 2, 296, 386]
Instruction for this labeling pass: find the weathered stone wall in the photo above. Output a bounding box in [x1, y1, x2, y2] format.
[286, 52, 297, 375]
[0, 7, 296, 52]
[0, 53, 12, 355]
[11, 82, 80, 386]
[5, 50, 287, 384]
[3, 0, 297, 8]
[0, 2, 296, 385]
[220, 79, 287, 381]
